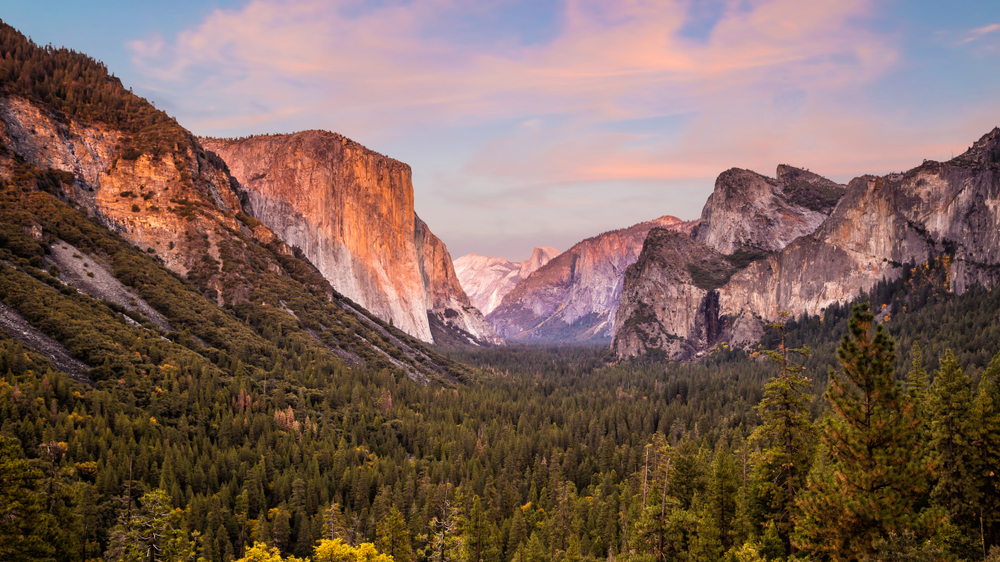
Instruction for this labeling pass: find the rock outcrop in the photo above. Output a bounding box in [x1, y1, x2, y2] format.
[718, 129, 1000, 342]
[614, 166, 846, 359]
[202, 131, 499, 344]
[488, 216, 697, 342]
[454, 246, 559, 315]
[415, 215, 504, 345]
[614, 129, 1000, 359]
[613, 229, 735, 359]
[0, 95, 244, 280]
[692, 165, 846, 255]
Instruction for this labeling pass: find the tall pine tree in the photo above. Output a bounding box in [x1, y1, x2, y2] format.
[751, 313, 813, 552]
[793, 304, 931, 561]
[928, 349, 979, 557]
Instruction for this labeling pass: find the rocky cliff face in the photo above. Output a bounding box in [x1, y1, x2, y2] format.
[718, 129, 1000, 342]
[615, 128, 1000, 359]
[613, 229, 734, 359]
[454, 246, 559, 315]
[488, 216, 697, 342]
[415, 215, 504, 345]
[0, 94, 248, 285]
[692, 165, 845, 255]
[202, 132, 499, 345]
[614, 166, 846, 359]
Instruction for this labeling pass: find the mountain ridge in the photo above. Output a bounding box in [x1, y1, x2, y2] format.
[613, 130, 1000, 359]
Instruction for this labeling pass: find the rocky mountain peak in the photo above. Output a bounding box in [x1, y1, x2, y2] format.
[615, 127, 1000, 361]
[692, 165, 846, 255]
[519, 246, 560, 279]
[454, 247, 560, 317]
[201, 132, 500, 345]
[486, 215, 697, 342]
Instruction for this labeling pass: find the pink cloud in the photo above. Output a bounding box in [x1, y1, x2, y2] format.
[959, 23, 1000, 44]
[123, 0, 997, 259]
[130, 0, 894, 133]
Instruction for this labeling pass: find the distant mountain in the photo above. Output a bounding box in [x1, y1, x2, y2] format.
[454, 246, 560, 315]
[487, 216, 697, 342]
[614, 132, 1000, 359]
[415, 215, 504, 345]
[201, 132, 500, 345]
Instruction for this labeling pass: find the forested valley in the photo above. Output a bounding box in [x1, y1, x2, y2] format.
[3, 188, 1000, 561]
[3, 19, 1000, 562]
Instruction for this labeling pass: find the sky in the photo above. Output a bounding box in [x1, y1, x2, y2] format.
[4, 0, 1000, 261]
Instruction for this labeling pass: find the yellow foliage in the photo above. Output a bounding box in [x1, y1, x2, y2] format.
[233, 539, 394, 562]
[313, 539, 393, 562]
[235, 542, 308, 562]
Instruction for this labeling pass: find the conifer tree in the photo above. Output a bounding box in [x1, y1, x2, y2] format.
[976, 350, 1000, 553]
[0, 436, 56, 561]
[377, 506, 413, 562]
[793, 303, 930, 561]
[751, 313, 813, 550]
[105, 488, 195, 562]
[928, 349, 979, 556]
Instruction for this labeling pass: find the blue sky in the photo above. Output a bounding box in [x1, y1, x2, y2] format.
[4, 0, 1000, 260]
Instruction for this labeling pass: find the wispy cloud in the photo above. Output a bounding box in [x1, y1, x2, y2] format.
[125, 0, 993, 258]
[958, 23, 1000, 44]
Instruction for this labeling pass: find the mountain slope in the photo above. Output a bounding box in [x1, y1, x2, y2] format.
[488, 216, 697, 342]
[718, 129, 1000, 343]
[454, 246, 559, 315]
[613, 229, 735, 360]
[415, 215, 503, 345]
[0, 22, 475, 380]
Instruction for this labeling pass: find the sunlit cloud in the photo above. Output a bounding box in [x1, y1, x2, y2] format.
[125, 0, 998, 259]
[958, 23, 1000, 44]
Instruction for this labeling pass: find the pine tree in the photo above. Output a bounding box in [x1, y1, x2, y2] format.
[793, 303, 931, 561]
[0, 436, 56, 561]
[105, 488, 195, 562]
[751, 313, 813, 550]
[377, 505, 413, 562]
[927, 349, 979, 556]
[975, 350, 1000, 554]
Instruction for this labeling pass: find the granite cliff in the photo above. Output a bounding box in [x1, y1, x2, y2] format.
[488, 216, 697, 342]
[0, 94, 245, 283]
[613, 166, 846, 358]
[718, 128, 1000, 344]
[201, 132, 499, 345]
[454, 246, 560, 315]
[692, 165, 846, 255]
[613, 229, 734, 359]
[614, 129, 1000, 359]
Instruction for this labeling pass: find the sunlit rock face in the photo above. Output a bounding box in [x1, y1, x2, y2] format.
[614, 165, 847, 359]
[0, 94, 249, 285]
[487, 216, 697, 342]
[454, 246, 560, 316]
[202, 131, 499, 344]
